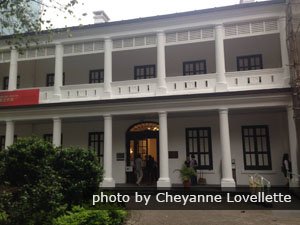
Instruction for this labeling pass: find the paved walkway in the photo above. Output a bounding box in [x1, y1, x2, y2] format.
[124, 210, 300, 225]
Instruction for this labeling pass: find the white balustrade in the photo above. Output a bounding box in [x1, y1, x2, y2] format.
[112, 79, 157, 97]
[6, 67, 288, 105]
[166, 73, 216, 94]
[227, 68, 288, 91]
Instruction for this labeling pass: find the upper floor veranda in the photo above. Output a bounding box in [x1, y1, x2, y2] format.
[0, 0, 292, 105]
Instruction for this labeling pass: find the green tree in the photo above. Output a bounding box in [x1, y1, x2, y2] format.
[0, 0, 84, 49]
[0, 137, 103, 225]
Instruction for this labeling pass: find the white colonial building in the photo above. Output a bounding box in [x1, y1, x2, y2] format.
[0, 0, 299, 188]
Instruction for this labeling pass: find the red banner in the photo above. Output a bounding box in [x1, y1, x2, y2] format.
[0, 89, 39, 106]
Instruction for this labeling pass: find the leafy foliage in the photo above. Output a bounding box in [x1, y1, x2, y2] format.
[54, 147, 103, 207]
[174, 165, 196, 182]
[0, 0, 84, 49]
[0, 137, 104, 225]
[53, 206, 127, 225]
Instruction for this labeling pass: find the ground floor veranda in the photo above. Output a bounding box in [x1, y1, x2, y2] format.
[0, 89, 299, 187]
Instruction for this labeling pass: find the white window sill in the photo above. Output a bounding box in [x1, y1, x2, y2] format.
[196, 170, 215, 174]
[240, 170, 278, 175]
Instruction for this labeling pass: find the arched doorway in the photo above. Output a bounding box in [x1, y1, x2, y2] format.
[126, 122, 159, 184]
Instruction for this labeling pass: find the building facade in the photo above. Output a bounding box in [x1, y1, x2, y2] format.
[0, 0, 299, 187]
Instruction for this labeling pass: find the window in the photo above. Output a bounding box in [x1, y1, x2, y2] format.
[43, 134, 53, 143]
[242, 125, 272, 170]
[186, 127, 213, 170]
[89, 69, 104, 83]
[237, 54, 263, 71]
[0, 135, 4, 151]
[3, 76, 20, 90]
[46, 73, 65, 87]
[0, 135, 17, 150]
[183, 60, 207, 75]
[134, 65, 156, 80]
[43, 133, 63, 145]
[88, 132, 104, 164]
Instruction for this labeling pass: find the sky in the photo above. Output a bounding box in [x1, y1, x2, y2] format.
[43, 0, 268, 29]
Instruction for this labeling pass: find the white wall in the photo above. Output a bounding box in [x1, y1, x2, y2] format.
[229, 110, 289, 185]
[0, 109, 290, 186]
[0, 63, 9, 90]
[224, 34, 282, 72]
[166, 41, 216, 76]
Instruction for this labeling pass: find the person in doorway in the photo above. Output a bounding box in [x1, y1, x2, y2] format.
[135, 154, 143, 186]
[282, 153, 292, 186]
[190, 154, 198, 185]
[184, 156, 191, 168]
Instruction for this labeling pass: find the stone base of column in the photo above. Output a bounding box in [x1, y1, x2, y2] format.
[289, 177, 299, 187]
[284, 76, 290, 86]
[102, 91, 112, 99]
[221, 178, 236, 188]
[157, 178, 171, 188]
[52, 93, 61, 101]
[100, 178, 115, 188]
[155, 86, 167, 96]
[215, 82, 228, 92]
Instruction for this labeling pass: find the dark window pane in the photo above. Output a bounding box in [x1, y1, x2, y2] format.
[186, 127, 213, 170]
[237, 54, 263, 71]
[242, 125, 271, 170]
[134, 65, 156, 80]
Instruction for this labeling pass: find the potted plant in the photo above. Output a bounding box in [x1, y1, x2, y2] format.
[174, 165, 197, 188]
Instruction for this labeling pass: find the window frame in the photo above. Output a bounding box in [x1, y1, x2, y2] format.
[0, 135, 5, 151]
[3, 76, 20, 90]
[134, 64, 156, 80]
[183, 60, 207, 75]
[88, 132, 104, 164]
[237, 54, 263, 71]
[43, 133, 63, 145]
[89, 69, 104, 83]
[46, 73, 66, 87]
[185, 127, 213, 170]
[241, 125, 272, 170]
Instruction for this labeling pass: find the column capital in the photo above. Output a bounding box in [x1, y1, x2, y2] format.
[278, 16, 286, 23]
[219, 108, 228, 114]
[158, 111, 167, 116]
[103, 114, 112, 119]
[53, 117, 61, 121]
[5, 119, 14, 123]
[104, 37, 112, 43]
[215, 24, 224, 29]
[156, 31, 165, 36]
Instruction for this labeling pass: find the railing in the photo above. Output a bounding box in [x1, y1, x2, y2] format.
[227, 68, 288, 91]
[287, 171, 300, 187]
[20, 67, 290, 104]
[249, 173, 271, 189]
[112, 78, 157, 97]
[166, 73, 216, 94]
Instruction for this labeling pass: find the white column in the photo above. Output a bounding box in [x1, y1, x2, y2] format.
[104, 38, 112, 97]
[156, 31, 167, 94]
[215, 24, 227, 92]
[52, 117, 62, 147]
[279, 17, 290, 79]
[5, 120, 14, 148]
[157, 111, 171, 187]
[287, 105, 299, 184]
[219, 108, 235, 188]
[8, 48, 18, 90]
[54, 43, 64, 98]
[101, 114, 115, 187]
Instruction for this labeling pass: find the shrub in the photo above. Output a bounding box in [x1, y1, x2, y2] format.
[0, 137, 106, 225]
[53, 147, 103, 206]
[53, 206, 127, 225]
[1, 137, 56, 187]
[0, 137, 64, 225]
